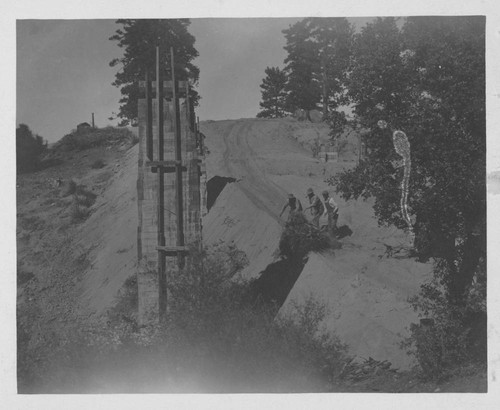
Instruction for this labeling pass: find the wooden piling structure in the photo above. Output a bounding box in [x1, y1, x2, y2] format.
[136, 46, 203, 324]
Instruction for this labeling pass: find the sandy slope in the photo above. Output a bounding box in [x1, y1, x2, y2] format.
[201, 118, 432, 369]
[18, 119, 432, 370]
[75, 145, 139, 316]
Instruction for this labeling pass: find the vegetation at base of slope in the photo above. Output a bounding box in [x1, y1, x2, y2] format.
[279, 212, 331, 260]
[18, 244, 350, 393]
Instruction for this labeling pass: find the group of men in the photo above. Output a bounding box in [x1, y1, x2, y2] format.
[279, 187, 339, 236]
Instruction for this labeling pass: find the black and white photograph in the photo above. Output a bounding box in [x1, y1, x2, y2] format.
[3, 0, 500, 408]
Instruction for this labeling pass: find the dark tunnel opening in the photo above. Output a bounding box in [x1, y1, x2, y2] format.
[206, 176, 236, 211]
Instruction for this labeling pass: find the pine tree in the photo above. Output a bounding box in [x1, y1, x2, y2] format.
[282, 18, 353, 118]
[109, 19, 200, 126]
[282, 19, 321, 115]
[257, 67, 288, 118]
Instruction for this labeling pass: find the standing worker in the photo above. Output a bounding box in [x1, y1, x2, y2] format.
[304, 188, 324, 228]
[279, 193, 303, 220]
[322, 190, 339, 237]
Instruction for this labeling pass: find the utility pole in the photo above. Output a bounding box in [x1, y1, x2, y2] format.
[91, 113, 95, 128]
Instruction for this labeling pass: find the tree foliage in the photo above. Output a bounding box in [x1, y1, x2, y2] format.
[16, 124, 47, 173]
[257, 66, 288, 118]
[109, 19, 200, 126]
[282, 18, 353, 117]
[331, 16, 486, 303]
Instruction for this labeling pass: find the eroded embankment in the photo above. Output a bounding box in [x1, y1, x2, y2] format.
[200, 118, 434, 370]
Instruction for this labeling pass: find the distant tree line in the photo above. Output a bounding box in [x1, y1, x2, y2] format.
[16, 124, 47, 173]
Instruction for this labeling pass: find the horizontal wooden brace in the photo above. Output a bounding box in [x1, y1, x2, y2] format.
[146, 160, 182, 167]
[146, 160, 187, 173]
[139, 80, 188, 94]
[156, 246, 190, 255]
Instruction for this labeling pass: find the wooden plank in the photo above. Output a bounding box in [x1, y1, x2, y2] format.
[149, 161, 187, 173]
[171, 46, 185, 269]
[156, 245, 189, 253]
[156, 45, 167, 318]
[145, 72, 153, 160]
[139, 80, 188, 94]
[146, 160, 182, 167]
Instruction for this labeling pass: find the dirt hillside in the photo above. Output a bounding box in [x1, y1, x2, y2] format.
[201, 118, 433, 369]
[17, 119, 432, 372]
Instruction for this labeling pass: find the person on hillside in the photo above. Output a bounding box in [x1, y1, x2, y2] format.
[322, 190, 339, 237]
[279, 193, 303, 220]
[304, 188, 324, 228]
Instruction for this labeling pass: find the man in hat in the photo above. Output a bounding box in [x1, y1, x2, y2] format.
[279, 193, 303, 220]
[304, 188, 324, 228]
[322, 190, 339, 237]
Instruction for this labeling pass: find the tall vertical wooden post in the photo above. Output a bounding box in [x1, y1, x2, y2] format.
[145, 71, 153, 161]
[91, 112, 95, 128]
[137, 48, 203, 325]
[171, 47, 185, 269]
[156, 45, 167, 316]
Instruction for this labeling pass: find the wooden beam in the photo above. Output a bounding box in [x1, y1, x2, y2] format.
[156, 45, 167, 317]
[156, 245, 189, 254]
[145, 72, 153, 160]
[139, 80, 188, 96]
[171, 47, 185, 269]
[146, 160, 182, 167]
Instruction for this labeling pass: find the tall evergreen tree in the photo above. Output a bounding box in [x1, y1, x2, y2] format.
[282, 19, 321, 115]
[282, 18, 353, 118]
[308, 18, 353, 117]
[257, 67, 288, 118]
[109, 19, 200, 126]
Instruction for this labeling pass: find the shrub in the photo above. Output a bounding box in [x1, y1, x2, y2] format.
[402, 260, 487, 380]
[91, 159, 106, 169]
[279, 213, 330, 260]
[17, 269, 35, 286]
[55, 126, 137, 152]
[74, 186, 97, 208]
[70, 202, 90, 223]
[18, 243, 350, 393]
[16, 124, 47, 173]
[61, 179, 77, 196]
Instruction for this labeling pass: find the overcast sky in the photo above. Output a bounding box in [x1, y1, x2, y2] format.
[16, 17, 375, 143]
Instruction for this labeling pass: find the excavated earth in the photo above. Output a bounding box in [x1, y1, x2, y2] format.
[17, 118, 434, 377]
[201, 118, 432, 370]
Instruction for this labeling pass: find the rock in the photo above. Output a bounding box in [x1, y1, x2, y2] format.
[309, 109, 323, 123]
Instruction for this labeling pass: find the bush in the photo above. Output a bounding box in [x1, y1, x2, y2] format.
[18, 243, 350, 393]
[16, 124, 47, 173]
[61, 179, 77, 197]
[402, 261, 487, 380]
[70, 202, 90, 223]
[91, 159, 106, 169]
[279, 213, 330, 260]
[74, 186, 97, 208]
[55, 126, 137, 152]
